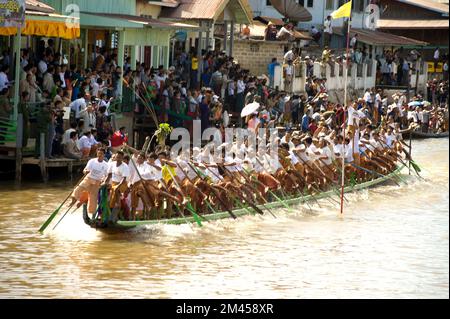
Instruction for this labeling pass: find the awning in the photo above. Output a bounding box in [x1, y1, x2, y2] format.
[0, 12, 80, 39]
[269, 0, 312, 22]
[334, 27, 428, 47]
[376, 19, 449, 30]
[159, 0, 253, 24]
[80, 12, 199, 30]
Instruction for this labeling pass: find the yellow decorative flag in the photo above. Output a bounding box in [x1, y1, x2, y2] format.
[331, 0, 352, 19]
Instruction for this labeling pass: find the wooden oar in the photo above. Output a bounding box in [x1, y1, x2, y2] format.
[350, 163, 400, 186]
[198, 161, 264, 216]
[185, 161, 237, 219]
[162, 162, 204, 227]
[219, 163, 272, 217]
[231, 167, 278, 218]
[255, 156, 319, 209]
[287, 155, 342, 205]
[241, 167, 293, 212]
[38, 174, 86, 233]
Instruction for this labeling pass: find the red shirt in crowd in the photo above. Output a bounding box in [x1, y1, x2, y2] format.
[110, 130, 128, 147]
[308, 122, 318, 134]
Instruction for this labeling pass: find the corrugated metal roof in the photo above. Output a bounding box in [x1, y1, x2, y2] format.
[377, 19, 449, 29]
[396, 0, 449, 14]
[253, 16, 285, 26]
[26, 0, 55, 13]
[82, 12, 199, 29]
[334, 27, 428, 46]
[159, 0, 252, 23]
[160, 0, 229, 20]
[147, 0, 179, 7]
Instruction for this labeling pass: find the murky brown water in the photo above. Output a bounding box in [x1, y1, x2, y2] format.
[0, 139, 448, 298]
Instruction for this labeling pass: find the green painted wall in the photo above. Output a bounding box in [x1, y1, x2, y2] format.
[42, 0, 136, 15]
[124, 29, 172, 47]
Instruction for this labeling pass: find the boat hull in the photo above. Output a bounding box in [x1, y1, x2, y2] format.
[84, 166, 404, 231]
[404, 131, 449, 139]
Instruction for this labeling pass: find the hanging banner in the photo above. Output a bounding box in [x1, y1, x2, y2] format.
[0, 0, 26, 28]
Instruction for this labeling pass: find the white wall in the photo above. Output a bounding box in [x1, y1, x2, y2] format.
[275, 60, 377, 94]
[249, 0, 371, 30]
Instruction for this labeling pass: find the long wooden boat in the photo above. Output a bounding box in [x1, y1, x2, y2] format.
[409, 131, 449, 139]
[83, 166, 404, 232]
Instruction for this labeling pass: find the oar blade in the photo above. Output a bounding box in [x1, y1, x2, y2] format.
[38, 207, 61, 233]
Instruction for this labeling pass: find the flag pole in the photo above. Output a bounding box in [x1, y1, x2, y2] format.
[340, 3, 352, 215]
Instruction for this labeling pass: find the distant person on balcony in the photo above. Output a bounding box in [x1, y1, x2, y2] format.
[284, 48, 299, 64]
[349, 34, 358, 51]
[323, 15, 333, 47]
[310, 26, 321, 44]
[434, 47, 440, 68]
[241, 24, 251, 40]
[265, 22, 278, 41]
[277, 23, 295, 42]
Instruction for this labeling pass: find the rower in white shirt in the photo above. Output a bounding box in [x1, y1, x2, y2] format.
[105, 151, 130, 209]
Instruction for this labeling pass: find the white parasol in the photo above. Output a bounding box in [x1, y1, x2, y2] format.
[241, 102, 261, 118]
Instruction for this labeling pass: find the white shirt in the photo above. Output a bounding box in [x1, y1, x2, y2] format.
[70, 98, 87, 119]
[0, 71, 9, 91]
[363, 91, 372, 103]
[344, 143, 354, 163]
[108, 161, 130, 183]
[277, 27, 293, 39]
[324, 19, 332, 34]
[38, 60, 48, 77]
[237, 80, 245, 94]
[285, 64, 293, 76]
[347, 106, 357, 126]
[350, 37, 357, 48]
[284, 50, 294, 61]
[59, 72, 66, 88]
[385, 134, 394, 148]
[91, 82, 100, 97]
[88, 135, 99, 147]
[85, 158, 109, 181]
[228, 81, 235, 96]
[321, 147, 333, 165]
[288, 150, 299, 165]
[334, 144, 344, 159]
[79, 135, 91, 150]
[129, 161, 151, 184]
[153, 159, 163, 181]
[434, 49, 440, 60]
[62, 128, 76, 145]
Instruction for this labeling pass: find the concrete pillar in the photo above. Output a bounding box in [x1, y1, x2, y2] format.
[197, 26, 203, 84]
[117, 29, 126, 98]
[223, 21, 228, 53]
[130, 45, 137, 70]
[83, 28, 88, 69]
[205, 21, 211, 51]
[229, 21, 235, 57]
[13, 27, 21, 122]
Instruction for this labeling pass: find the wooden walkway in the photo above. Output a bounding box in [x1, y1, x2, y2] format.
[20, 157, 88, 182]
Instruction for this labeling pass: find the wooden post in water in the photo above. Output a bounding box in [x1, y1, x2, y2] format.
[15, 114, 23, 183]
[39, 132, 48, 182]
[409, 134, 412, 175]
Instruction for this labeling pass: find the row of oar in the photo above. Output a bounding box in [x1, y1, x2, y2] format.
[38, 140, 423, 233]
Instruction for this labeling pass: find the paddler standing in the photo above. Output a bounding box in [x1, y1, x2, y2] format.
[70, 148, 109, 219]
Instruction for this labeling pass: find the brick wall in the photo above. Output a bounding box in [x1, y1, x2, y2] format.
[233, 40, 287, 76]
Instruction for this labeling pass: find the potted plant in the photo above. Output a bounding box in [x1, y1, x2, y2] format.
[154, 123, 172, 146]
